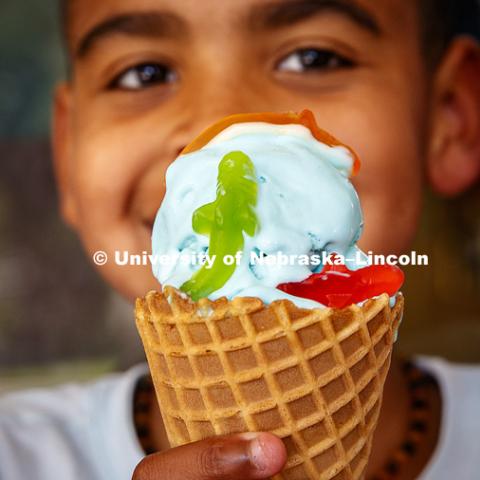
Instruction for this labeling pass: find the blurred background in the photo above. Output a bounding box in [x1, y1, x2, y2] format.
[1, 0, 479, 394]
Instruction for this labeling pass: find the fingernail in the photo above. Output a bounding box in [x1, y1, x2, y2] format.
[246, 433, 269, 472]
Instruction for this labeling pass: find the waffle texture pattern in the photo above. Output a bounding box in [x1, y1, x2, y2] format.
[136, 287, 404, 480]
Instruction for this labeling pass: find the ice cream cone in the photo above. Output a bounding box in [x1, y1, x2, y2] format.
[135, 286, 404, 480]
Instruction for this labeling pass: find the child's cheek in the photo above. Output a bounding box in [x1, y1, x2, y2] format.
[67, 118, 174, 299]
[303, 87, 426, 255]
[344, 110, 424, 255]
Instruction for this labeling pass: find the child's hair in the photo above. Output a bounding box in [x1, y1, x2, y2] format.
[420, 0, 480, 68]
[59, 0, 480, 68]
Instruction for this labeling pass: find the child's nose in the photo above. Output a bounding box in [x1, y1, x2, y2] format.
[184, 79, 267, 133]
[170, 73, 272, 157]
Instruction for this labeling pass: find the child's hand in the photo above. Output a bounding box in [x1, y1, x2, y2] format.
[132, 432, 287, 480]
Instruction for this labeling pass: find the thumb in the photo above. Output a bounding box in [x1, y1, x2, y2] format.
[132, 432, 287, 480]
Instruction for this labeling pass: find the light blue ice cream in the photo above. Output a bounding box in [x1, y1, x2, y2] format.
[151, 122, 368, 308]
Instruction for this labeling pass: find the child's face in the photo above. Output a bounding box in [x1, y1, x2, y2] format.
[54, 0, 434, 299]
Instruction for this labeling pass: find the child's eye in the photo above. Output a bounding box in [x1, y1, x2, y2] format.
[277, 48, 353, 73]
[109, 63, 177, 91]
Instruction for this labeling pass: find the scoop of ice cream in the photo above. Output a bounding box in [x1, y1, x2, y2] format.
[151, 117, 368, 308]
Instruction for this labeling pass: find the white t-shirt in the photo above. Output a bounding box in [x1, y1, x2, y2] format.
[0, 357, 479, 480]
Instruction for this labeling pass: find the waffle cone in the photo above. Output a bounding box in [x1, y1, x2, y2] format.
[135, 287, 404, 480]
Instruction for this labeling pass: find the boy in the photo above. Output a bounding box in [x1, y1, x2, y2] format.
[2, 0, 480, 479]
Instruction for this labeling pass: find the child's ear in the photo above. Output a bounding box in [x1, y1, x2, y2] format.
[428, 36, 480, 196]
[51, 82, 79, 228]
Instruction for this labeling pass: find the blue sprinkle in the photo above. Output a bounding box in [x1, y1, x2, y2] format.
[308, 232, 325, 250]
[178, 235, 197, 251]
[308, 232, 327, 272]
[249, 247, 265, 280]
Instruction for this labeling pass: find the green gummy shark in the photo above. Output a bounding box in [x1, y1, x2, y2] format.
[180, 151, 259, 301]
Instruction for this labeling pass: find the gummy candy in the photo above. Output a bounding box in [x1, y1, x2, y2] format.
[181, 110, 360, 176]
[277, 257, 404, 308]
[180, 151, 259, 300]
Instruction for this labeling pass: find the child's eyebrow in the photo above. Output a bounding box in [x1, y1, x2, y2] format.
[75, 12, 188, 59]
[247, 0, 381, 35]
